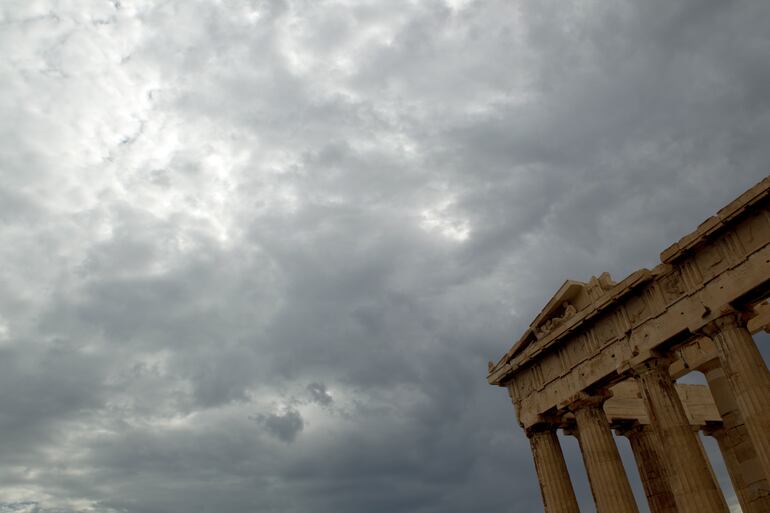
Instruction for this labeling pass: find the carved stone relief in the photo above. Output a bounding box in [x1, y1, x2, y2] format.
[536, 301, 578, 337]
[625, 294, 650, 326]
[587, 272, 616, 301]
[559, 337, 579, 370]
[594, 315, 618, 345]
[659, 269, 685, 304]
[696, 241, 727, 281]
[736, 213, 758, 252]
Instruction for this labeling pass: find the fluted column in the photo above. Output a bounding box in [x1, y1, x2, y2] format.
[704, 313, 770, 482]
[705, 426, 770, 513]
[633, 358, 729, 513]
[618, 424, 678, 513]
[706, 427, 749, 508]
[703, 361, 770, 513]
[527, 426, 582, 513]
[571, 393, 639, 513]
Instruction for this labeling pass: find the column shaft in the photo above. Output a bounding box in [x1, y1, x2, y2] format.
[704, 363, 770, 513]
[528, 428, 581, 513]
[573, 397, 639, 513]
[707, 314, 770, 482]
[708, 427, 770, 513]
[623, 425, 678, 513]
[634, 359, 728, 513]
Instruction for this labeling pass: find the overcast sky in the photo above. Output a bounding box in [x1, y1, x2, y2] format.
[1, 1, 769, 512]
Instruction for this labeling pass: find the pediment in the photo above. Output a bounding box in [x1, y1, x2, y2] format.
[498, 272, 616, 364]
[530, 280, 585, 333]
[530, 272, 616, 340]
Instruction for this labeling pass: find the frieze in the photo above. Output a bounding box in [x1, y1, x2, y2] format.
[540, 351, 563, 384]
[624, 293, 650, 327]
[594, 315, 618, 344]
[722, 231, 746, 263]
[735, 207, 770, 254]
[694, 241, 728, 281]
[678, 259, 704, 291]
[556, 333, 589, 375]
[659, 269, 686, 305]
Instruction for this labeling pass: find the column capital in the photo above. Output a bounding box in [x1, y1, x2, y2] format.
[701, 424, 726, 440]
[523, 411, 571, 434]
[525, 422, 558, 438]
[700, 309, 753, 337]
[615, 421, 648, 439]
[566, 389, 612, 411]
[629, 354, 673, 378]
[697, 357, 722, 374]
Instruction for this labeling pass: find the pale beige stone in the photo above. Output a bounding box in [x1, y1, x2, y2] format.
[702, 361, 770, 513]
[604, 380, 720, 426]
[527, 427, 581, 513]
[570, 392, 640, 513]
[617, 424, 677, 513]
[633, 358, 729, 513]
[704, 314, 770, 488]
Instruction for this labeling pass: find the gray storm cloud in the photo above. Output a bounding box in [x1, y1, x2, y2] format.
[253, 409, 305, 443]
[307, 382, 334, 405]
[0, 0, 769, 512]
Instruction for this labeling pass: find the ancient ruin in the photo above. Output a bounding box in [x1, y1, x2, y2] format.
[488, 176, 770, 513]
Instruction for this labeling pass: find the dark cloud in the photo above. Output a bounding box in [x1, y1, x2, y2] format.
[306, 382, 333, 405]
[253, 408, 305, 443]
[0, 0, 768, 512]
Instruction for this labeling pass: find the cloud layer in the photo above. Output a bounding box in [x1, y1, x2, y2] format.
[1, 0, 769, 512]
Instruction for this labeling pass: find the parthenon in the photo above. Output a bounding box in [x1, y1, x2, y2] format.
[488, 176, 770, 513]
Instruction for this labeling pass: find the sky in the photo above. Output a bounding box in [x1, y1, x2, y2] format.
[1, 0, 769, 512]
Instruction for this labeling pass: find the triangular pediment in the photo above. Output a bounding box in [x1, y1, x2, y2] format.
[529, 272, 616, 340]
[498, 272, 616, 364]
[530, 280, 586, 331]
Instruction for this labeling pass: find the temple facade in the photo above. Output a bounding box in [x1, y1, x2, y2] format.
[488, 176, 770, 513]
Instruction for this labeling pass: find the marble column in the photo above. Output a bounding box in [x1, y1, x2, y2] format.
[704, 313, 770, 482]
[618, 424, 678, 513]
[571, 393, 639, 513]
[705, 426, 770, 513]
[703, 361, 770, 513]
[633, 358, 729, 513]
[527, 426, 581, 513]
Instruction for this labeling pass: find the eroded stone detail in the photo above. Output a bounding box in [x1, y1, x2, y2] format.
[537, 302, 577, 337]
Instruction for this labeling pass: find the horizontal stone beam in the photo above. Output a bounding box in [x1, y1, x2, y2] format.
[604, 381, 720, 427]
[668, 301, 768, 379]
